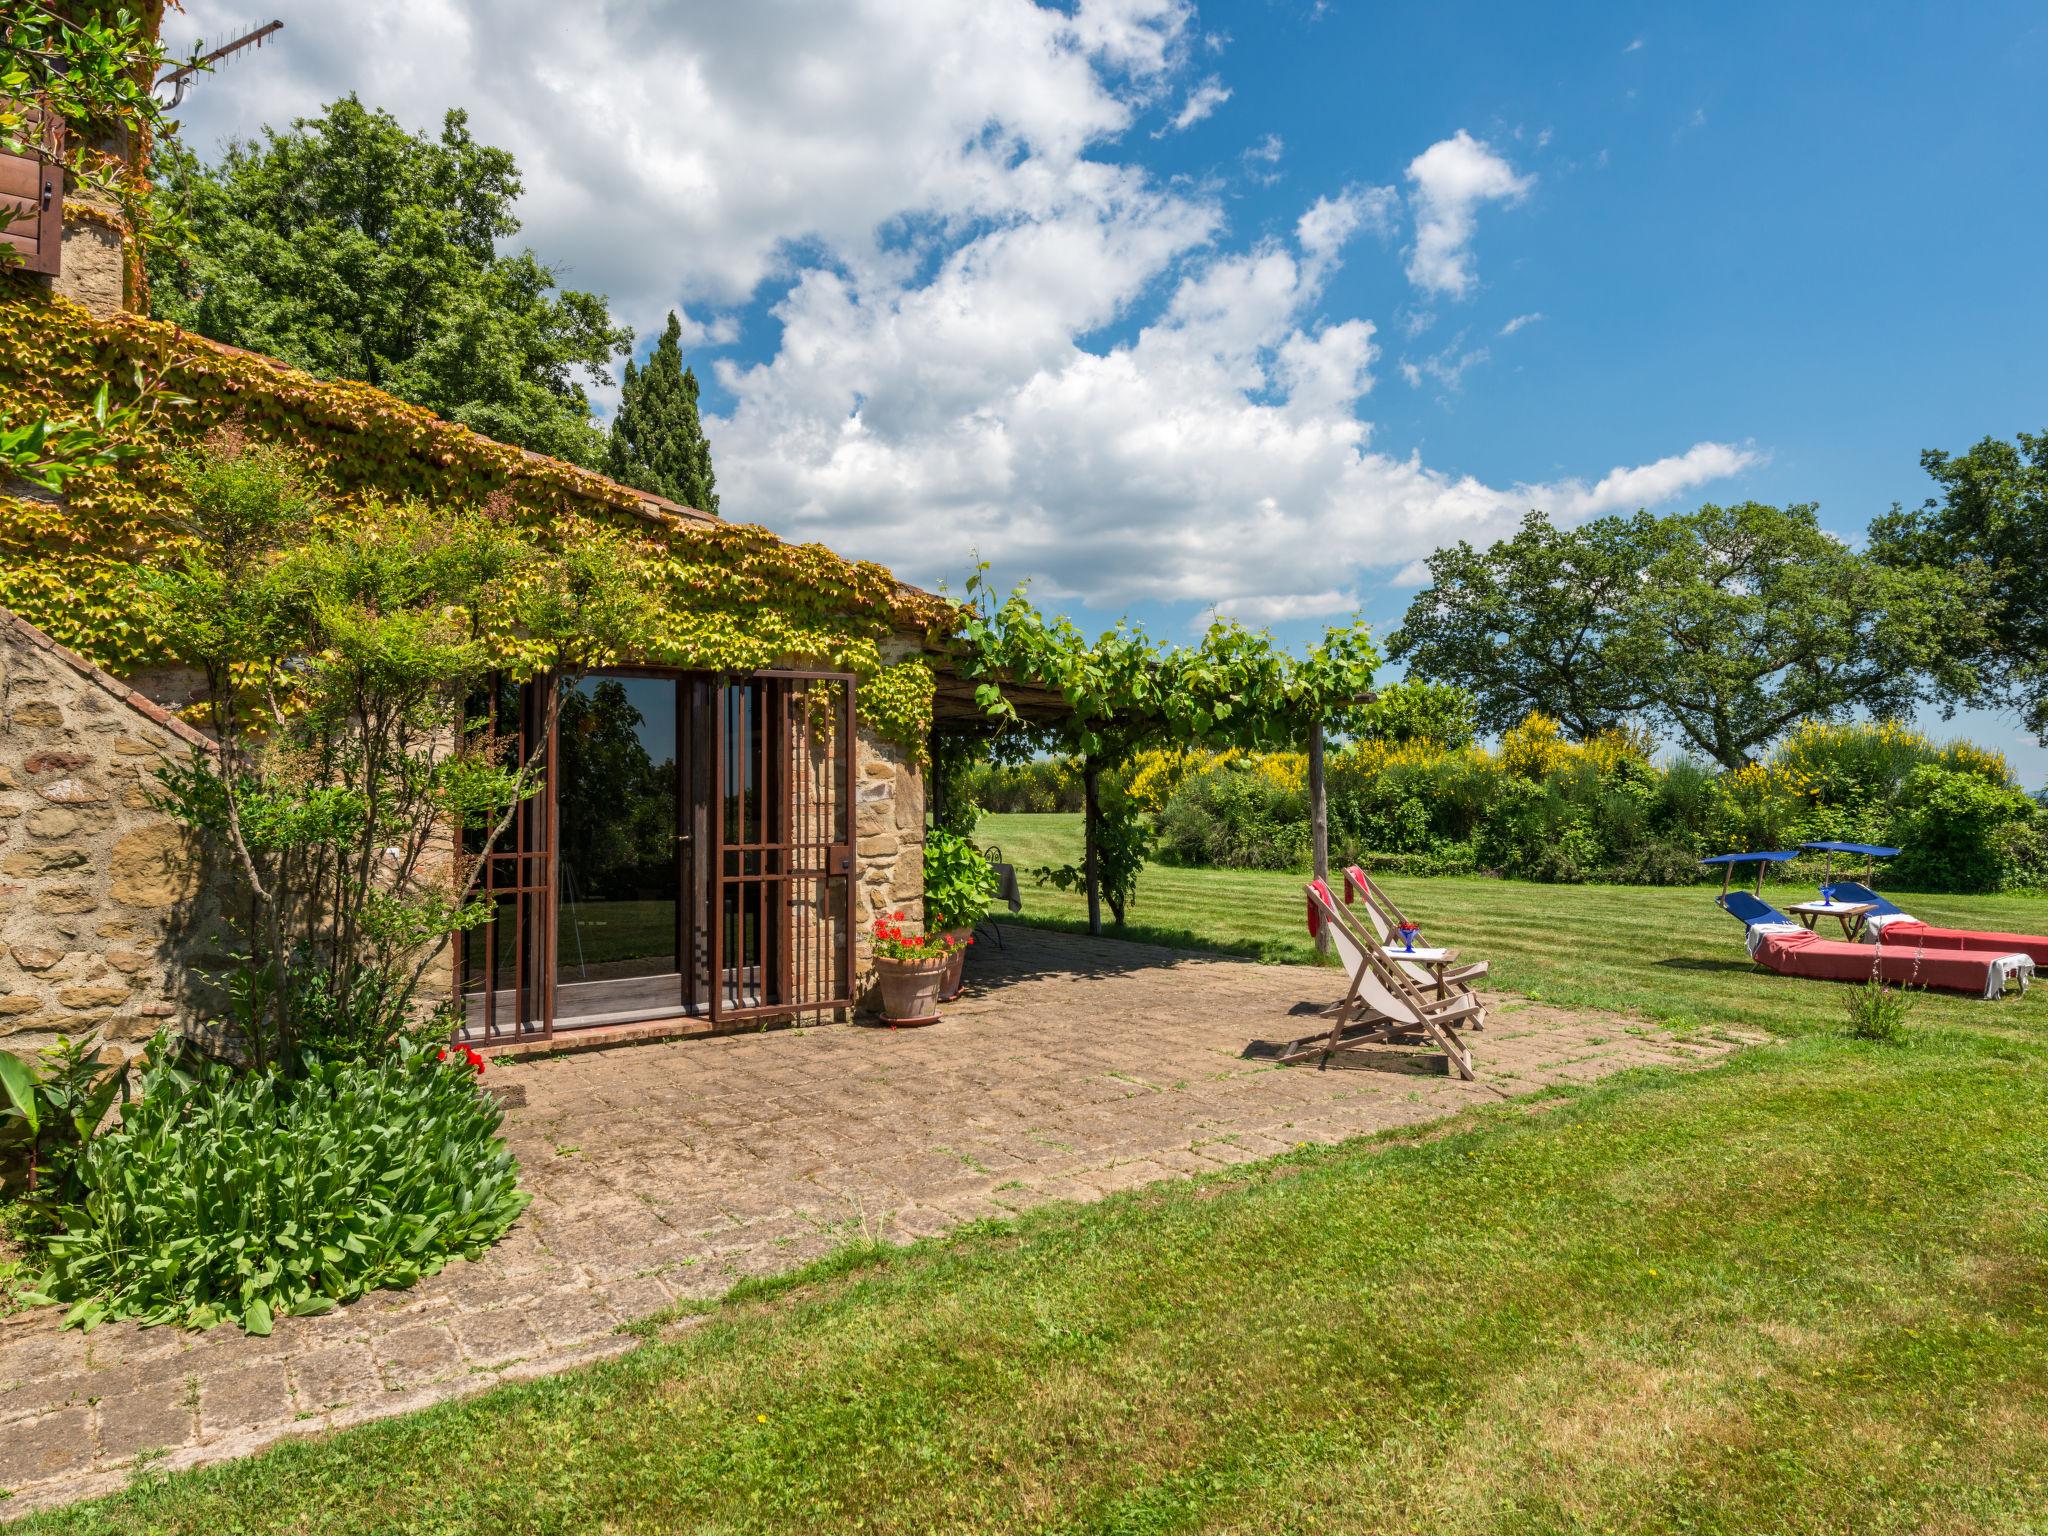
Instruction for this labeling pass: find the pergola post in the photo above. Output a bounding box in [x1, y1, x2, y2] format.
[1308, 716, 1329, 957]
[1082, 754, 1102, 937]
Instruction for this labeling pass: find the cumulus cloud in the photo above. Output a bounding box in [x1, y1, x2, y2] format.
[1498, 311, 1544, 336]
[160, 1, 1753, 615]
[1404, 130, 1534, 299]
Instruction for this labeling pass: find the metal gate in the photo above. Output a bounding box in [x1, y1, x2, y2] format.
[710, 672, 857, 1024]
[458, 675, 556, 1042]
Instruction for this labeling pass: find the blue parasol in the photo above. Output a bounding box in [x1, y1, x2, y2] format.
[1699, 850, 1798, 896]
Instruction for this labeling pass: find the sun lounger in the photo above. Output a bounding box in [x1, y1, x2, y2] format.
[1290, 879, 1480, 1077]
[1825, 881, 2048, 966]
[1718, 891, 2033, 999]
[1341, 865, 1489, 992]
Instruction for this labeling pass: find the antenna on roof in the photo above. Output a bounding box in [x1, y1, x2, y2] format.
[155, 20, 284, 111]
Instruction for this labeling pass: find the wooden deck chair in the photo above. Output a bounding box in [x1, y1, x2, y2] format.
[1341, 865, 1490, 994]
[1285, 880, 1480, 1079]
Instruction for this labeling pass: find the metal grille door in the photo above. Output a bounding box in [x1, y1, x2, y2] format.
[711, 673, 856, 1023]
[457, 676, 555, 1043]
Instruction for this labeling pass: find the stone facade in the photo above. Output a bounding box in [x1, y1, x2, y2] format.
[852, 722, 926, 1002]
[0, 613, 231, 1065]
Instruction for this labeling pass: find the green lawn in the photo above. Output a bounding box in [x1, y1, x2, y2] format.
[981, 811, 2048, 1040]
[21, 820, 2048, 1533]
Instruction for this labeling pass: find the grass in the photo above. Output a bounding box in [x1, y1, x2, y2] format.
[19, 817, 2048, 1532]
[981, 811, 2048, 1040]
[24, 1034, 2048, 1533]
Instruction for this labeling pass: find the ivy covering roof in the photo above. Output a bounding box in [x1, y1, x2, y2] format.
[0, 279, 957, 746]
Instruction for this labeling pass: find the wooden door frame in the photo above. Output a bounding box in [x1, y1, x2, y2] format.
[709, 670, 858, 1027]
[460, 666, 858, 1044]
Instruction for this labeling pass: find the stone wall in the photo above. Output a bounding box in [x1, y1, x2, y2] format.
[852, 724, 926, 1003]
[0, 612, 229, 1065]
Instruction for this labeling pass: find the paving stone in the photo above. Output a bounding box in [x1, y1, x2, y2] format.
[197, 1362, 295, 1440]
[372, 1323, 463, 1389]
[291, 1344, 380, 1411]
[94, 1383, 196, 1460]
[0, 1405, 94, 1485]
[449, 1308, 546, 1368]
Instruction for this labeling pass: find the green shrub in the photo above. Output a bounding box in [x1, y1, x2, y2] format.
[1990, 817, 2048, 892]
[32, 1033, 528, 1334]
[960, 757, 1084, 814]
[0, 1038, 127, 1206]
[923, 830, 998, 930]
[1889, 765, 2042, 893]
[1156, 765, 1308, 869]
[1336, 843, 1479, 878]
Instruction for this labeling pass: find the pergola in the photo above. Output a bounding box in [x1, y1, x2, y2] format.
[922, 638, 1369, 950]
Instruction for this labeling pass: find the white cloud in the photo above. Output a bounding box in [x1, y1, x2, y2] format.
[1545, 442, 1764, 519]
[1158, 75, 1230, 133]
[1400, 334, 1490, 394]
[1625, 36, 1644, 52]
[159, 1, 1755, 615]
[1498, 311, 1544, 336]
[1404, 130, 1534, 299]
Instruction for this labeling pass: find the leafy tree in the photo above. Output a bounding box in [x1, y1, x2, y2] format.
[607, 312, 719, 511]
[1353, 680, 1478, 747]
[1616, 501, 1978, 770]
[1868, 431, 2048, 744]
[1395, 503, 1977, 770]
[147, 442, 656, 1069]
[147, 96, 630, 467]
[1388, 511, 1648, 739]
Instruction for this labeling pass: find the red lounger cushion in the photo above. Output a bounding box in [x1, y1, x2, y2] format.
[1874, 921, 2048, 967]
[1752, 928, 2028, 997]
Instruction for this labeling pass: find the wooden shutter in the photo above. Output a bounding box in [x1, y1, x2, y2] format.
[0, 105, 63, 277]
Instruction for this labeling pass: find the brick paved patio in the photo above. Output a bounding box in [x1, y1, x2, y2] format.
[0, 927, 1756, 1516]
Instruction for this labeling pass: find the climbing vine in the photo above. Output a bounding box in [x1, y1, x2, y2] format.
[0, 282, 950, 748]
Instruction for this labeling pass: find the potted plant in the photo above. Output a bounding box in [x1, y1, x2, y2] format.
[922, 831, 999, 1001]
[870, 914, 965, 1026]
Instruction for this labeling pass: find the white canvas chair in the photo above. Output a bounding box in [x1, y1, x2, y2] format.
[1341, 864, 1489, 997]
[1282, 879, 1480, 1079]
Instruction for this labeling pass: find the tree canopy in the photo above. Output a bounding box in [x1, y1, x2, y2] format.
[1388, 511, 1647, 739]
[1869, 430, 2048, 745]
[607, 312, 719, 512]
[147, 96, 630, 468]
[1392, 502, 1977, 770]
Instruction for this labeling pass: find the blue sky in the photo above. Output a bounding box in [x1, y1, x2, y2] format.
[166, 0, 2048, 782]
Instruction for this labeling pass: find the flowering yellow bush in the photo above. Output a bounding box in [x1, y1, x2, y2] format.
[1124, 747, 1306, 814]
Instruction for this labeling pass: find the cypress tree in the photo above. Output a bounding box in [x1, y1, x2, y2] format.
[606, 311, 719, 513]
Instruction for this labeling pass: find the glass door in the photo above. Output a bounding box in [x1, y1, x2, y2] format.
[552, 673, 688, 1027]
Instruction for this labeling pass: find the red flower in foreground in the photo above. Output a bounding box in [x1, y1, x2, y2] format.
[439, 1044, 487, 1075]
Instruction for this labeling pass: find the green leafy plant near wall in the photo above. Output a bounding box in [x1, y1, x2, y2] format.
[0, 281, 945, 750]
[30, 1033, 529, 1334]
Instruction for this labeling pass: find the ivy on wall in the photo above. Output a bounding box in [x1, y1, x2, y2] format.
[0, 281, 947, 750]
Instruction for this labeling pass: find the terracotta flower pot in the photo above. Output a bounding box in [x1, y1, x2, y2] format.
[938, 928, 973, 1001]
[875, 954, 948, 1026]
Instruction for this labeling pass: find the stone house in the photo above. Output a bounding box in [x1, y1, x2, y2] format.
[0, 140, 955, 1065]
